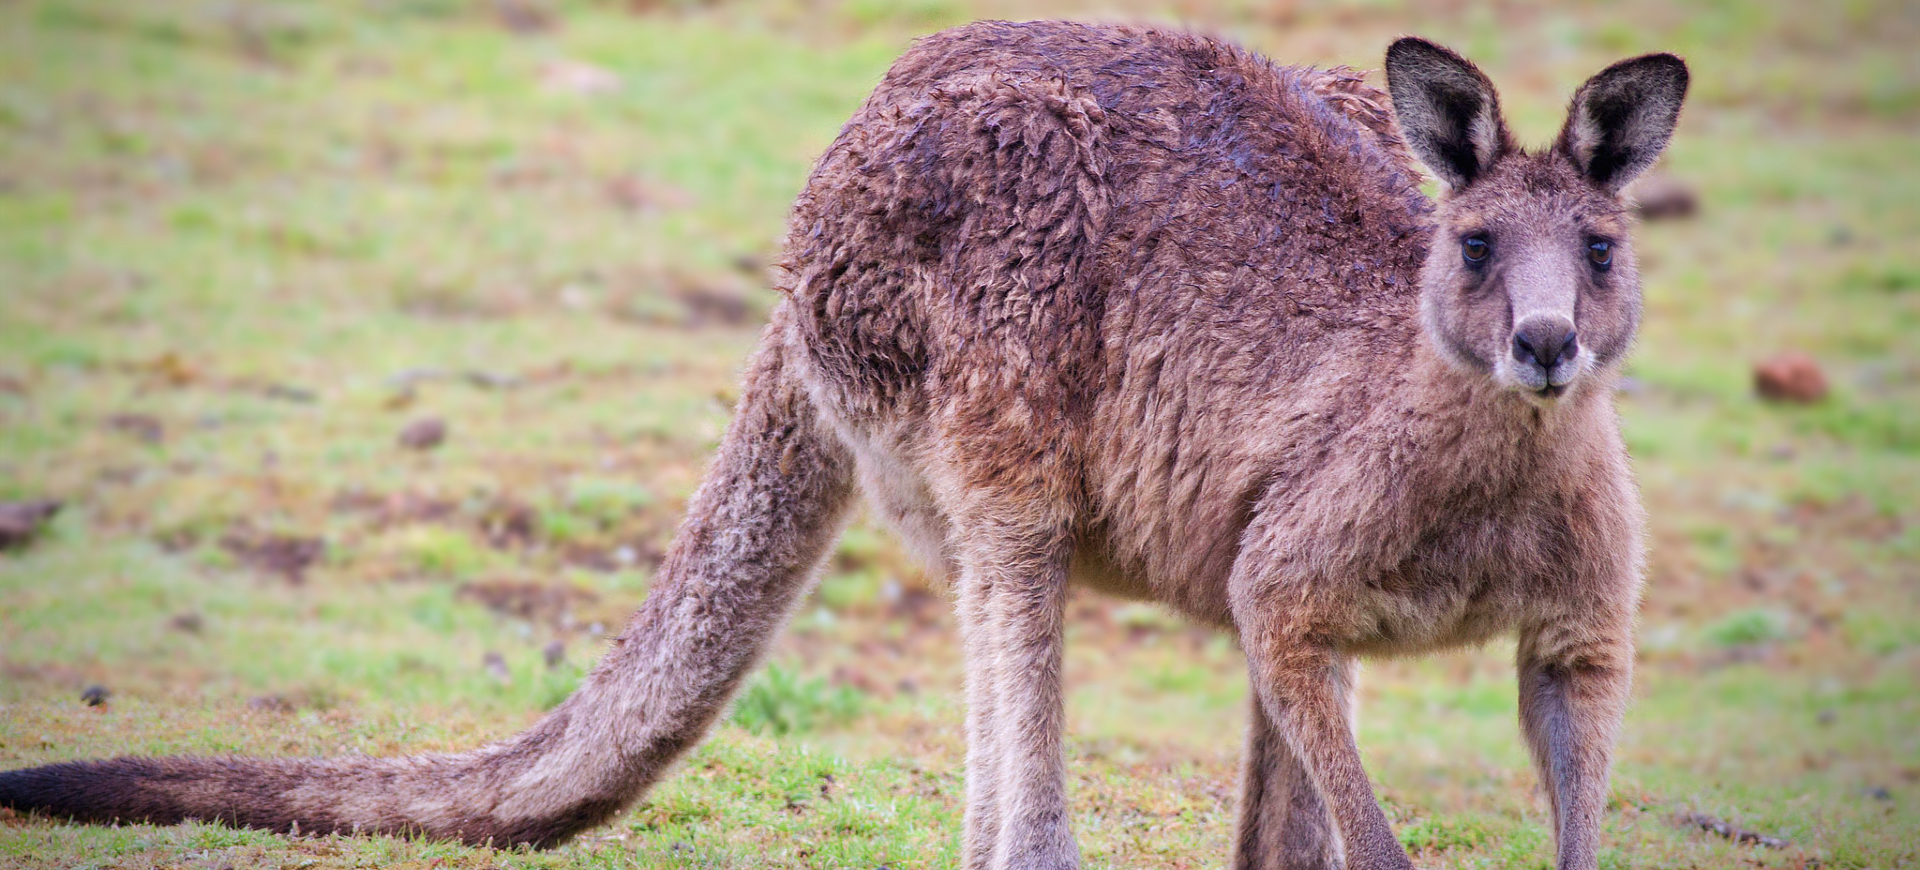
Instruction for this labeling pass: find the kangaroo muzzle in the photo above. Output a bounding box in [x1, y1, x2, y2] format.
[1511, 315, 1581, 391]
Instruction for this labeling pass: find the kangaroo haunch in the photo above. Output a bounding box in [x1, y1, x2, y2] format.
[0, 22, 1688, 870]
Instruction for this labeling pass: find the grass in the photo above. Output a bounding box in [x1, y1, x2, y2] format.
[0, 0, 1915, 867]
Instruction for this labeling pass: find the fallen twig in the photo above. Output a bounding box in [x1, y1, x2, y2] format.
[1674, 810, 1790, 849]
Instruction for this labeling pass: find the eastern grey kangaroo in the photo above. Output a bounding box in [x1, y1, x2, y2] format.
[0, 21, 1687, 870]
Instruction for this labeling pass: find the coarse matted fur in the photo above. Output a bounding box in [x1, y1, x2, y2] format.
[0, 21, 1689, 870]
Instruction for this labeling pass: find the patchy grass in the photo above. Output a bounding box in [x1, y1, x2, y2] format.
[731, 663, 866, 737]
[1, 0, 1915, 868]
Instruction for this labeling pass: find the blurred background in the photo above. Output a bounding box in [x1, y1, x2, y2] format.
[0, 1, 1913, 867]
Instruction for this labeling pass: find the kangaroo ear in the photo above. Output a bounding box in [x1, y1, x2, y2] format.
[1385, 37, 1513, 192]
[1556, 53, 1689, 194]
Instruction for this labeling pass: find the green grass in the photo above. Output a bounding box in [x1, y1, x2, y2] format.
[1, 0, 1916, 867]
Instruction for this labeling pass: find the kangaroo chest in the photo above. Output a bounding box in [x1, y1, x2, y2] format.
[1336, 499, 1579, 656]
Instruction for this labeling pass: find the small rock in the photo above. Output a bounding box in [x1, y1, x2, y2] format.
[398, 417, 447, 451]
[1632, 174, 1699, 221]
[0, 500, 62, 551]
[1817, 708, 1836, 725]
[1754, 352, 1828, 403]
[542, 639, 566, 669]
[483, 650, 512, 685]
[168, 612, 204, 634]
[80, 685, 110, 707]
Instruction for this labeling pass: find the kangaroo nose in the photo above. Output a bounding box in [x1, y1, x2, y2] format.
[1512, 317, 1578, 370]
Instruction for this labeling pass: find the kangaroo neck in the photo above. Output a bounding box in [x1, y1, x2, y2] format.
[1394, 327, 1618, 495]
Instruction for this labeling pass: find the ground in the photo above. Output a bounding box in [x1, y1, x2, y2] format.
[0, 1, 1915, 868]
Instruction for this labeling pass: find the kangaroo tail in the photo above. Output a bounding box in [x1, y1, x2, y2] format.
[0, 316, 858, 847]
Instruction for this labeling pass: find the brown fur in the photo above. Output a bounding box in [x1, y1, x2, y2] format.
[0, 22, 1687, 870]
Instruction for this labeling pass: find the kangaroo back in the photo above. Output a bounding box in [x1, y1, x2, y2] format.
[0, 312, 856, 847]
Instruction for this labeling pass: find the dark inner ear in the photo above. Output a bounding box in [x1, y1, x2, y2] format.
[1580, 90, 1642, 187]
[1385, 37, 1511, 191]
[1427, 87, 1488, 185]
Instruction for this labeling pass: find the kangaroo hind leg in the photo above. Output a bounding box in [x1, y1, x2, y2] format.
[952, 501, 1077, 870]
[1232, 678, 1344, 870]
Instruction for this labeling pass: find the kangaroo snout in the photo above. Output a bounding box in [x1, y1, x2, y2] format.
[1510, 316, 1580, 392]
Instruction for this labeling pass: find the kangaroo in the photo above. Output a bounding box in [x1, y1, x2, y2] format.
[0, 21, 1687, 870]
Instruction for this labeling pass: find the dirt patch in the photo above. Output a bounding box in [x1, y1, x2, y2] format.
[328, 488, 459, 528]
[606, 269, 759, 328]
[220, 528, 325, 585]
[673, 283, 753, 327]
[104, 413, 164, 444]
[477, 498, 539, 549]
[457, 579, 600, 629]
[1783, 493, 1903, 541]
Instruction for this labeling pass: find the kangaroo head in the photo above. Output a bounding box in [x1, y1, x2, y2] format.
[1386, 38, 1688, 406]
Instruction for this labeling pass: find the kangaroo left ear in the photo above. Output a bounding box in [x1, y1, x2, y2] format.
[1556, 53, 1690, 194]
[1386, 37, 1514, 192]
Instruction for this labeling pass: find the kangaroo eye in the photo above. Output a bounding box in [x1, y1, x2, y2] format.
[1587, 240, 1612, 269]
[1462, 236, 1490, 265]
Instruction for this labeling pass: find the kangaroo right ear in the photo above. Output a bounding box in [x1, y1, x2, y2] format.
[1555, 53, 1690, 194]
[1385, 37, 1513, 192]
